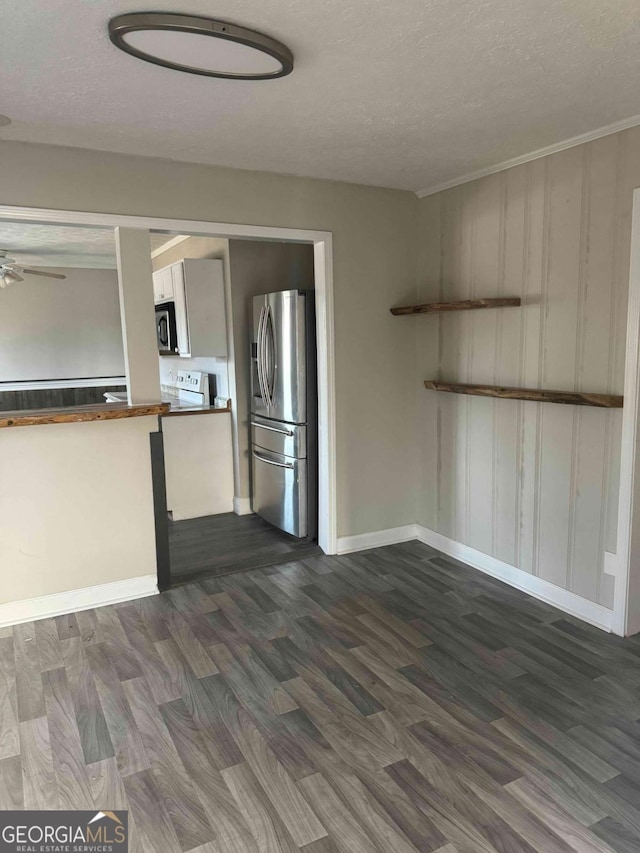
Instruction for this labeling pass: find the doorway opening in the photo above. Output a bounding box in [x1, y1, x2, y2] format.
[150, 232, 324, 585]
[0, 205, 337, 591]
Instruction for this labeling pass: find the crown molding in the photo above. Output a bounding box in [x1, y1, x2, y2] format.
[415, 113, 640, 198]
[150, 234, 190, 258]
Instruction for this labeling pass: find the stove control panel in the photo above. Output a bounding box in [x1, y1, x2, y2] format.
[175, 370, 210, 404]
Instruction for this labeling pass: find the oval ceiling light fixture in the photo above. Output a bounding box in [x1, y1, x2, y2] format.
[108, 13, 293, 80]
[0, 115, 11, 127]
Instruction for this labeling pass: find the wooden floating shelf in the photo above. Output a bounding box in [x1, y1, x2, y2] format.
[391, 297, 521, 316]
[424, 381, 623, 408]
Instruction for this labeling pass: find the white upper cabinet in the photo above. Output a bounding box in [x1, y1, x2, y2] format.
[154, 258, 227, 358]
[153, 266, 174, 302]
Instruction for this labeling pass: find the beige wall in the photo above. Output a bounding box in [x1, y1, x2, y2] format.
[0, 140, 419, 544]
[417, 127, 640, 607]
[0, 417, 158, 604]
[228, 239, 315, 499]
[115, 227, 161, 405]
[0, 267, 124, 382]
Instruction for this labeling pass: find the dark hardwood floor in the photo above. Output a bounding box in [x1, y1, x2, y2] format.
[169, 511, 322, 584]
[2, 540, 639, 852]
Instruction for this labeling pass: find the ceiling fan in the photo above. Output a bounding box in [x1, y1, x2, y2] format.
[0, 249, 67, 289]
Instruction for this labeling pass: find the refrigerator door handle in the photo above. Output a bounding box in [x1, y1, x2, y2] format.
[264, 304, 276, 408]
[256, 306, 268, 407]
[252, 421, 294, 437]
[260, 305, 271, 408]
[252, 450, 294, 469]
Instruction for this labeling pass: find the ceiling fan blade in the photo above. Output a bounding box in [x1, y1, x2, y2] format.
[21, 268, 67, 280]
[0, 270, 23, 286]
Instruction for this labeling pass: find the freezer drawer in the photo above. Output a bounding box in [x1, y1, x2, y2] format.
[251, 445, 307, 538]
[251, 414, 306, 458]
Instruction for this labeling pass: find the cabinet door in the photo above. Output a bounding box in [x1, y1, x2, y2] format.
[171, 262, 190, 356]
[182, 259, 227, 357]
[152, 270, 163, 303]
[153, 266, 174, 303]
[163, 412, 234, 519]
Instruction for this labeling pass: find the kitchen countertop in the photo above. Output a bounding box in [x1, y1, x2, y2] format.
[0, 402, 170, 429]
[104, 390, 231, 417]
[162, 403, 232, 417]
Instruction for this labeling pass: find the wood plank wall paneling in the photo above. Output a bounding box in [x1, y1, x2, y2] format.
[417, 126, 640, 609]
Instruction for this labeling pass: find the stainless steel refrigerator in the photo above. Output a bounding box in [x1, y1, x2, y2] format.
[250, 290, 316, 539]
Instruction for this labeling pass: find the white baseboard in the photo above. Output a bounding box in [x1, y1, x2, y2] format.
[172, 502, 234, 521]
[233, 496, 253, 516]
[336, 525, 417, 554]
[337, 522, 614, 632]
[0, 574, 158, 628]
[3, 524, 611, 631]
[415, 526, 614, 632]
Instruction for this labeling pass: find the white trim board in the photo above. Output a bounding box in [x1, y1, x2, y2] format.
[233, 496, 253, 516]
[0, 206, 331, 245]
[0, 205, 337, 557]
[0, 575, 158, 628]
[614, 188, 640, 636]
[336, 524, 614, 632]
[336, 525, 418, 554]
[415, 113, 640, 198]
[150, 234, 190, 258]
[415, 527, 614, 633]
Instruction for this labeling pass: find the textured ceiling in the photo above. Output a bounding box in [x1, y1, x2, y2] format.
[0, 0, 639, 192]
[0, 222, 174, 268]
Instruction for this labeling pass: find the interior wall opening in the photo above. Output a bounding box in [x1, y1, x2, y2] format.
[0, 207, 337, 598]
[147, 230, 323, 587]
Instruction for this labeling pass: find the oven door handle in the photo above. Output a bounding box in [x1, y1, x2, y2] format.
[252, 450, 294, 470]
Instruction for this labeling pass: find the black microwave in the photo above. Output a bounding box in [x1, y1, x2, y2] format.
[156, 301, 178, 355]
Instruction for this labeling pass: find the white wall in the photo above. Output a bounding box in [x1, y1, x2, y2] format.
[0, 267, 124, 382]
[417, 127, 640, 608]
[115, 228, 161, 405]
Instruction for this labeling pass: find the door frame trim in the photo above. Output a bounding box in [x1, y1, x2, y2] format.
[614, 187, 640, 634]
[0, 205, 337, 556]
